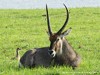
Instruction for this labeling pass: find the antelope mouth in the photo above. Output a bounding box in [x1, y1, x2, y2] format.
[48, 50, 56, 58]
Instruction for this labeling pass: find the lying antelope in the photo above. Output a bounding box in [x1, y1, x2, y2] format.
[46, 4, 81, 69]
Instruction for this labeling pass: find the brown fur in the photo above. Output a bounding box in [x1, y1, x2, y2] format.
[53, 38, 81, 69]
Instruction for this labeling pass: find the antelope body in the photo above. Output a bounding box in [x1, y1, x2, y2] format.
[16, 4, 81, 69]
[17, 47, 53, 68]
[46, 4, 81, 69]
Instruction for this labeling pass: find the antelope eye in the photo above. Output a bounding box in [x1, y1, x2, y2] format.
[56, 38, 59, 42]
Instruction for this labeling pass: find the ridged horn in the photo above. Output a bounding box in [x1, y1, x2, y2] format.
[56, 4, 69, 35]
[46, 4, 52, 36]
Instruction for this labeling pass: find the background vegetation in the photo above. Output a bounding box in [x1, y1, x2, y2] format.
[0, 7, 100, 75]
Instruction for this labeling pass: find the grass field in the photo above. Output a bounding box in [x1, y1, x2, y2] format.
[0, 7, 100, 75]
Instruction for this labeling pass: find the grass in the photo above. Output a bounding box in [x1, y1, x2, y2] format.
[0, 7, 100, 75]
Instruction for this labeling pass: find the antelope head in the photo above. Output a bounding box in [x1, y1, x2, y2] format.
[46, 4, 72, 57]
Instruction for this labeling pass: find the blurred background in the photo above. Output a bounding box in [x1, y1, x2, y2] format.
[0, 0, 100, 9]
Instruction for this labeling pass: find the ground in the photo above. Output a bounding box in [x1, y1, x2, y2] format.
[0, 7, 100, 75]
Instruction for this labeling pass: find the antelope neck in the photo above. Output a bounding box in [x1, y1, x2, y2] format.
[62, 38, 74, 54]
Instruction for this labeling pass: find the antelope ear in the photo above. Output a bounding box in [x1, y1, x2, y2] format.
[60, 27, 72, 37]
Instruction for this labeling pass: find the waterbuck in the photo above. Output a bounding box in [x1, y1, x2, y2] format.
[46, 4, 81, 69]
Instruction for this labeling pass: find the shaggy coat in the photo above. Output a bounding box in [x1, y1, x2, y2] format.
[53, 38, 81, 69]
[19, 47, 53, 68]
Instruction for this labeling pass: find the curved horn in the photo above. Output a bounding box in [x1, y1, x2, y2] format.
[46, 4, 52, 36]
[56, 4, 69, 35]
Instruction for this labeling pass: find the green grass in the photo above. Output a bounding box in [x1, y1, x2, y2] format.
[0, 7, 100, 75]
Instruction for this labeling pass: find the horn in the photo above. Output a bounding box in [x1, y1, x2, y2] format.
[56, 4, 69, 35]
[46, 4, 52, 36]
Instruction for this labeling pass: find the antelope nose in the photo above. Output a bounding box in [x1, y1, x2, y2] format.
[48, 50, 56, 57]
[49, 50, 53, 55]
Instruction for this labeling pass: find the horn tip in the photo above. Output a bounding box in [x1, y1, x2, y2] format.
[46, 4, 47, 6]
[63, 3, 65, 6]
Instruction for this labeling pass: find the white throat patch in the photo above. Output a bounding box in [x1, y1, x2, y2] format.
[59, 39, 63, 55]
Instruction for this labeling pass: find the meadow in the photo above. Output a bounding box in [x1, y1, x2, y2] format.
[0, 7, 100, 75]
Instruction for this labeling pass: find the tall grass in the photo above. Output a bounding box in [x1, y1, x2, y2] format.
[0, 8, 100, 75]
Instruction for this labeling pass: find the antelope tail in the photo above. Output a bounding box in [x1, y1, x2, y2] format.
[16, 48, 21, 61]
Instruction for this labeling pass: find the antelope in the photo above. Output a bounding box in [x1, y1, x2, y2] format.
[46, 4, 81, 69]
